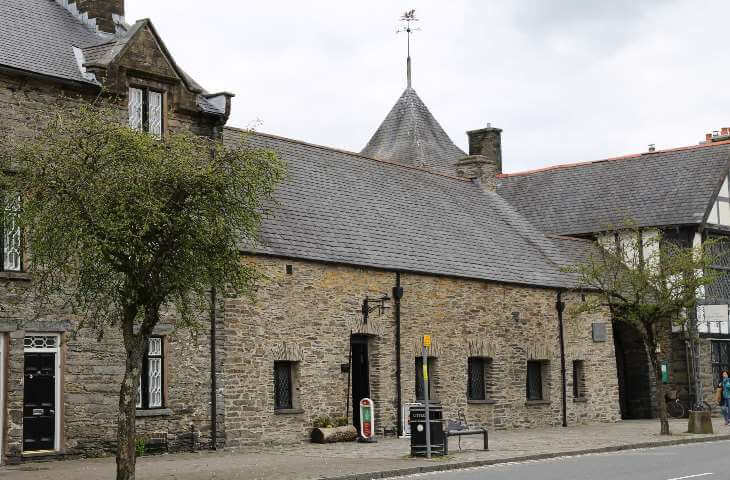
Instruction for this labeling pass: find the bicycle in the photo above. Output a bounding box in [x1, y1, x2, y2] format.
[666, 395, 685, 419]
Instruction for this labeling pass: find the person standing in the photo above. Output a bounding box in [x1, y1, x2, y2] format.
[721, 370, 730, 426]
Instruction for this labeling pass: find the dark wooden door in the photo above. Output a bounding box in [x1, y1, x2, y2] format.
[351, 336, 370, 432]
[23, 352, 55, 451]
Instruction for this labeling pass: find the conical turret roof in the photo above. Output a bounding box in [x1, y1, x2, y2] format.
[361, 87, 465, 174]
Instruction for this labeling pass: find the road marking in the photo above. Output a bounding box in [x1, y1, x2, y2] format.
[666, 474, 713, 480]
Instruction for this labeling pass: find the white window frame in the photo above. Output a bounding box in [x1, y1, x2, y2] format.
[128, 87, 164, 139]
[23, 333, 61, 452]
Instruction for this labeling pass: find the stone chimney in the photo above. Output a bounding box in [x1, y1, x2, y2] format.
[75, 0, 125, 33]
[455, 126, 502, 191]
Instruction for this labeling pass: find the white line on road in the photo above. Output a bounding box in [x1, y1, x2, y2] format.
[666, 474, 713, 480]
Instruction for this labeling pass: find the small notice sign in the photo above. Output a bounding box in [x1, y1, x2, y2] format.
[423, 335, 431, 348]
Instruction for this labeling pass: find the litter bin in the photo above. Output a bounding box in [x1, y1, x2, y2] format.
[409, 403, 445, 456]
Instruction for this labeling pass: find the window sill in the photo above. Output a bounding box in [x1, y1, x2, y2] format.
[274, 408, 304, 415]
[0, 271, 30, 281]
[467, 399, 496, 405]
[22, 449, 62, 458]
[573, 397, 588, 403]
[525, 400, 551, 406]
[136, 408, 172, 417]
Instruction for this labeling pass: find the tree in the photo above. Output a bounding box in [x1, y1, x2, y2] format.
[564, 223, 721, 435]
[0, 102, 284, 479]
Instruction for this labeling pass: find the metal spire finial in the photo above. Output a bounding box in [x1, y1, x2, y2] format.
[397, 9, 421, 89]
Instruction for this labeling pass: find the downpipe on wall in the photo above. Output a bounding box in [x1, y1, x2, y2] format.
[393, 272, 403, 436]
[557, 290, 567, 428]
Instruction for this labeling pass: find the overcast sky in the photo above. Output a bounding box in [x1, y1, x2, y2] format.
[127, 1, 728, 173]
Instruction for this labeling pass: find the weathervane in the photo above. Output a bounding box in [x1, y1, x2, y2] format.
[397, 9, 421, 88]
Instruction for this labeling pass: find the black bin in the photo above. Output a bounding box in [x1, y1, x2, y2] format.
[409, 403, 445, 456]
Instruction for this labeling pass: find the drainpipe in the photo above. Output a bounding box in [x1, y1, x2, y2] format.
[210, 287, 217, 450]
[393, 273, 403, 436]
[556, 289, 567, 428]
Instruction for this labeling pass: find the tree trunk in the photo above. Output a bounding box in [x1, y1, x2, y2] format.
[647, 344, 670, 435]
[116, 340, 144, 480]
[116, 302, 145, 480]
[311, 425, 357, 443]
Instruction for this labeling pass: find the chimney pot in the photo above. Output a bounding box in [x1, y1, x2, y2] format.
[648, 144, 656, 152]
[75, 0, 124, 33]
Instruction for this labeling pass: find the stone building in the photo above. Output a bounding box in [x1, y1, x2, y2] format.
[0, 0, 231, 463]
[0, 0, 629, 464]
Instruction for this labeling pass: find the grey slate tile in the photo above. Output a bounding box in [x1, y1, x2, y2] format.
[497, 145, 730, 236]
[225, 128, 591, 289]
[361, 88, 466, 174]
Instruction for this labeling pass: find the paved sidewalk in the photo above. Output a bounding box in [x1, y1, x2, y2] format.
[2, 419, 729, 480]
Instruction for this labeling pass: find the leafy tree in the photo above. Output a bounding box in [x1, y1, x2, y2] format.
[564, 223, 721, 435]
[0, 103, 284, 479]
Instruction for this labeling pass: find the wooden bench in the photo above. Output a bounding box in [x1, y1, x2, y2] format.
[443, 423, 488, 455]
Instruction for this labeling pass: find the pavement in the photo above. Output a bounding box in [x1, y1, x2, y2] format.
[1, 419, 729, 480]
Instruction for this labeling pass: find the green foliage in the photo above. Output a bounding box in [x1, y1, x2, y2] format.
[312, 415, 349, 428]
[563, 221, 723, 334]
[312, 416, 335, 428]
[135, 438, 145, 457]
[0, 101, 284, 334]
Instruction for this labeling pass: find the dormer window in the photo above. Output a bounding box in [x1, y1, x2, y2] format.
[128, 87, 163, 138]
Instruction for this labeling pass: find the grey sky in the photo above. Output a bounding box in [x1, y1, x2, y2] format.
[127, 1, 729, 173]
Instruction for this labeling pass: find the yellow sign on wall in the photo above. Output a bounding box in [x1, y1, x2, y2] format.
[423, 335, 431, 348]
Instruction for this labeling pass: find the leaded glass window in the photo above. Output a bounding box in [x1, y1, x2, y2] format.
[23, 335, 57, 350]
[3, 195, 21, 272]
[415, 357, 435, 401]
[711, 341, 730, 384]
[148, 91, 162, 139]
[128, 87, 164, 137]
[701, 236, 730, 322]
[128, 87, 143, 130]
[274, 361, 293, 410]
[526, 361, 543, 401]
[573, 360, 586, 398]
[467, 357, 489, 401]
[138, 336, 164, 409]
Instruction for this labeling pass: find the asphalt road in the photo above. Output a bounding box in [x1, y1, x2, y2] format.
[400, 440, 730, 480]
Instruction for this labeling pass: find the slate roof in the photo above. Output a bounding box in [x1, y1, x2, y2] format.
[361, 88, 466, 174]
[496, 143, 730, 236]
[0, 0, 106, 84]
[224, 127, 593, 289]
[0, 1, 226, 115]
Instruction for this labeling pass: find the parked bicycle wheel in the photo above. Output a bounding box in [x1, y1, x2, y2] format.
[667, 400, 685, 419]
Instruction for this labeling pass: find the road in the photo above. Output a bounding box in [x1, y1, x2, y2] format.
[399, 440, 730, 480]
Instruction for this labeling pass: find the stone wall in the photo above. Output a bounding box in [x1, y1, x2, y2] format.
[222, 256, 621, 446]
[0, 37, 224, 461]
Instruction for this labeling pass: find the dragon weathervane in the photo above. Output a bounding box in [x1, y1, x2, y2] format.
[397, 9, 421, 88]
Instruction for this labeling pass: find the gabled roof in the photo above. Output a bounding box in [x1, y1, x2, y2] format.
[0, 0, 106, 84]
[361, 88, 466, 174]
[497, 142, 730, 236]
[82, 19, 204, 94]
[224, 127, 592, 289]
[0, 0, 229, 116]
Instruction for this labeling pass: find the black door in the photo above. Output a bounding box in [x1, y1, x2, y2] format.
[23, 352, 55, 451]
[351, 335, 370, 432]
